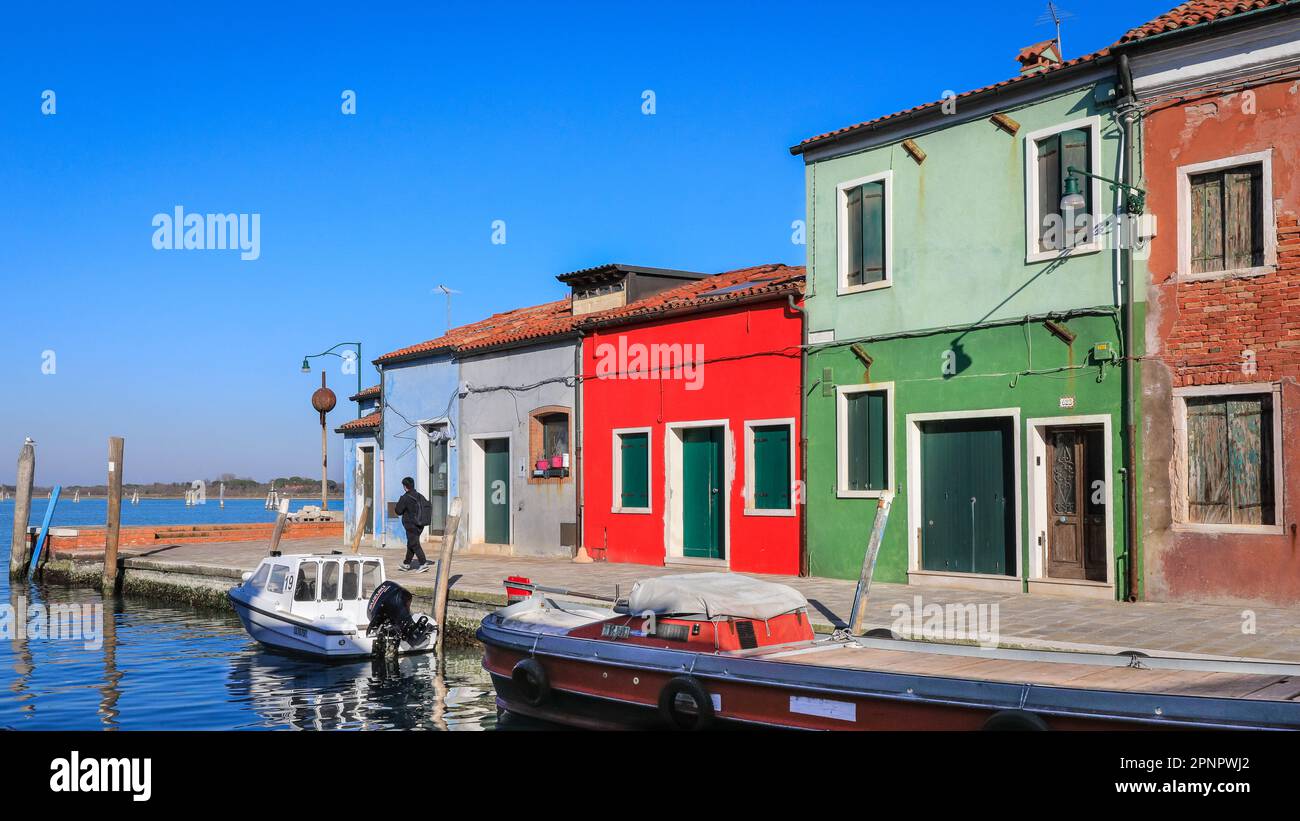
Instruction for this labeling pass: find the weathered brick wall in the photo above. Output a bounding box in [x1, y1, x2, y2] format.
[1159, 215, 1300, 388]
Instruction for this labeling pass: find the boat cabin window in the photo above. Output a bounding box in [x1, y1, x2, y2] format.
[321, 561, 340, 600]
[342, 561, 360, 599]
[361, 561, 381, 598]
[248, 563, 271, 590]
[294, 562, 319, 602]
[266, 565, 289, 594]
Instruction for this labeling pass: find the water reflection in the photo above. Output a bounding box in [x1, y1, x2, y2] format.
[226, 649, 497, 730]
[0, 577, 499, 731]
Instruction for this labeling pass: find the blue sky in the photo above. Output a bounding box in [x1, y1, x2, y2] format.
[0, 0, 1175, 485]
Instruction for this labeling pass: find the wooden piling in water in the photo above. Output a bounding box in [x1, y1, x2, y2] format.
[433, 497, 462, 658]
[103, 437, 125, 592]
[8, 440, 35, 579]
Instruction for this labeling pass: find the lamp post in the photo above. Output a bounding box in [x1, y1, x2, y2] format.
[311, 374, 337, 510]
[301, 342, 363, 418]
[1061, 165, 1146, 215]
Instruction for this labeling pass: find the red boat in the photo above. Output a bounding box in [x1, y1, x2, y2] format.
[479, 573, 1300, 730]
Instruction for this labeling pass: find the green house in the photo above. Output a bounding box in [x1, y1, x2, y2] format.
[792, 50, 1147, 601]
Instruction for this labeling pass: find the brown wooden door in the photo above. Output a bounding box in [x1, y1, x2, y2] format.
[1046, 426, 1106, 582]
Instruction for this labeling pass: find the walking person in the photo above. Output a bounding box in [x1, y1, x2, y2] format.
[393, 477, 433, 572]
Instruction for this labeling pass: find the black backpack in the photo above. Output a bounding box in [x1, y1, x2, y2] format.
[415, 493, 434, 528]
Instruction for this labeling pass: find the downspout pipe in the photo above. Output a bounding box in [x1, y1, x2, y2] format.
[787, 293, 810, 577]
[573, 331, 585, 561]
[1118, 52, 1140, 602]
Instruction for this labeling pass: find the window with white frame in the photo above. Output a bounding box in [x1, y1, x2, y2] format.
[837, 171, 892, 293]
[836, 383, 893, 497]
[1024, 117, 1102, 261]
[612, 428, 651, 513]
[745, 420, 794, 514]
[1177, 386, 1282, 529]
[1178, 152, 1275, 280]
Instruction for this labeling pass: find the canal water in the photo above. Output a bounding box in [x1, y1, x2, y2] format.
[0, 498, 503, 730]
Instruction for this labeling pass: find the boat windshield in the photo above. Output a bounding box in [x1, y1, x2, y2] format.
[266, 565, 289, 594]
[247, 563, 270, 591]
[342, 561, 360, 599]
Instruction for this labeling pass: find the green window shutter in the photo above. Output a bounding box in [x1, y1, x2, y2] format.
[752, 424, 791, 510]
[1186, 394, 1275, 526]
[860, 180, 886, 284]
[1227, 396, 1274, 526]
[1190, 172, 1225, 274]
[846, 390, 888, 491]
[1224, 166, 1264, 270]
[1036, 134, 1062, 251]
[619, 432, 649, 509]
[845, 184, 864, 287]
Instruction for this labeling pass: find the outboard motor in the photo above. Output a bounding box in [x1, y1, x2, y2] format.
[366, 580, 433, 656]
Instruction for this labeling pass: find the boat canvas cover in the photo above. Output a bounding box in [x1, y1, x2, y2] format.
[627, 573, 808, 621]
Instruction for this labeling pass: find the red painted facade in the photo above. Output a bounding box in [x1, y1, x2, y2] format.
[1141, 75, 1300, 604]
[580, 298, 803, 575]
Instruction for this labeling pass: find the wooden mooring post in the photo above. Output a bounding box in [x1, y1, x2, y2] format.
[8, 439, 35, 579]
[102, 437, 125, 592]
[848, 491, 893, 636]
[432, 497, 463, 658]
[267, 500, 290, 555]
[349, 501, 371, 554]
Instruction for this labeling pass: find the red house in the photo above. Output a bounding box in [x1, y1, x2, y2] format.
[577, 264, 805, 575]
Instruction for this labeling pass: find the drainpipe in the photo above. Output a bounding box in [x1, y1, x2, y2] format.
[573, 332, 587, 561]
[787, 293, 810, 577]
[377, 363, 388, 550]
[1118, 53, 1139, 602]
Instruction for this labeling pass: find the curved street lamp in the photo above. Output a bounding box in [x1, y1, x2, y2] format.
[301, 342, 363, 419]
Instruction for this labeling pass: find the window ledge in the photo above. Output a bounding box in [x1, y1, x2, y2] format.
[743, 507, 796, 518]
[1178, 264, 1276, 283]
[836, 488, 891, 500]
[837, 279, 891, 297]
[611, 506, 652, 515]
[1026, 241, 1102, 265]
[1172, 523, 1285, 536]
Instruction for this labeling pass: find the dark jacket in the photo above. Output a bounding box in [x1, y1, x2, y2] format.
[394, 489, 427, 531]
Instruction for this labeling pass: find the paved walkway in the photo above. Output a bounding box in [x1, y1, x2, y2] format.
[107, 536, 1300, 662]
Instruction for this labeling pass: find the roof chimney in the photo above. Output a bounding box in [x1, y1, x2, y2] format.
[1017, 40, 1062, 76]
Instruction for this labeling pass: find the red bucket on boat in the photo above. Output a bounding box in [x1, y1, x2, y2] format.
[505, 576, 532, 604]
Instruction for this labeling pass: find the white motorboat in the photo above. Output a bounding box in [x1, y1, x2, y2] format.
[228, 553, 435, 659]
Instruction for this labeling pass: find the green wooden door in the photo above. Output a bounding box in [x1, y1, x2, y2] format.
[919, 418, 1014, 576]
[483, 438, 510, 545]
[682, 427, 724, 559]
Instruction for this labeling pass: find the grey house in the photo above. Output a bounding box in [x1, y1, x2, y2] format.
[456, 264, 705, 557]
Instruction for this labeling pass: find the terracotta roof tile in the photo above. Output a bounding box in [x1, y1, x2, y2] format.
[1118, 0, 1295, 43]
[335, 410, 382, 434]
[791, 49, 1110, 155]
[375, 264, 805, 364]
[349, 385, 380, 401]
[575, 264, 805, 329]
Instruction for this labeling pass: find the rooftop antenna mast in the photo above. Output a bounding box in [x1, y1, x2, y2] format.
[1036, 1, 1075, 59]
[434, 284, 461, 334]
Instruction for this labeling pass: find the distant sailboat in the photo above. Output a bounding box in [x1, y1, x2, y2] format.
[73, 488, 80, 503]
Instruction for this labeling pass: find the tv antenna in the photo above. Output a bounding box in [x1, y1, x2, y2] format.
[1036, 1, 1075, 59]
[434, 284, 461, 333]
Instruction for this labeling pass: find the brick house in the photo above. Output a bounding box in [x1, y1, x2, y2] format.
[1122, 0, 1300, 603]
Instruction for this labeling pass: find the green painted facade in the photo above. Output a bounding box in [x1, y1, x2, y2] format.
[800, 73, 1146, 599]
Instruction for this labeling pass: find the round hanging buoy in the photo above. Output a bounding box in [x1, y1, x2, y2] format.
[658, 676, 715, 731]
[511, 658, 551, 707]
[982, 709, 1049, 731]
